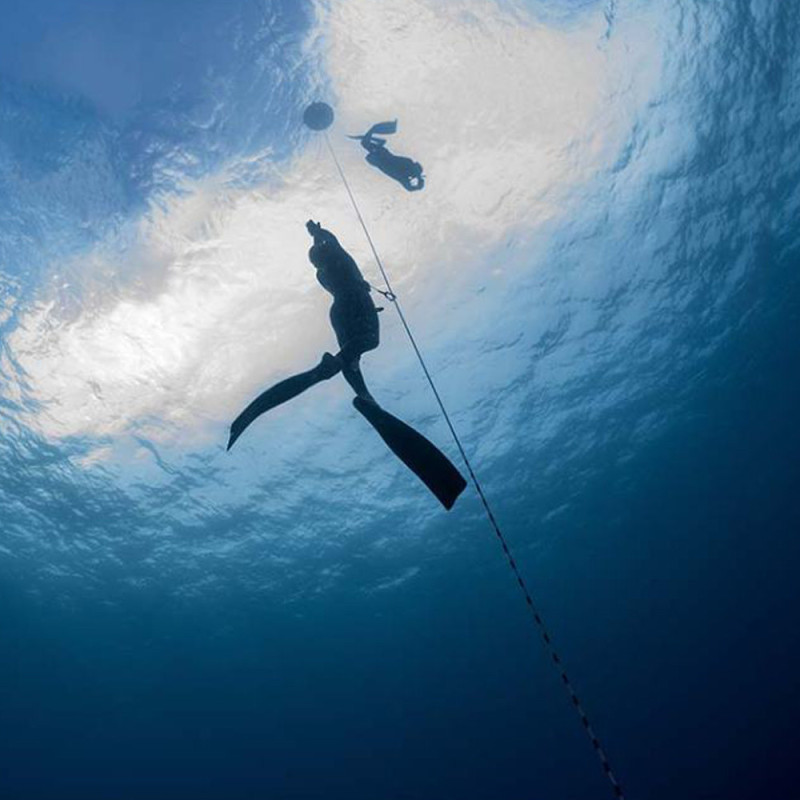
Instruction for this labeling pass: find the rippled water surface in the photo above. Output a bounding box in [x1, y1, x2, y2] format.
[1, 1, 799, 797]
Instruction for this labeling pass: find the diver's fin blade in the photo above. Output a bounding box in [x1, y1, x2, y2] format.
[368, 120, 398, 136]
[227, 387, 296, 451]
[227, 394, 270, 451]
[353, 397, 467, 510]
[227, 367, 331, 451]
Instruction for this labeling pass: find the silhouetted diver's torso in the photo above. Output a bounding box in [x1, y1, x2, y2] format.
[365, 147, 424, 191]
[308, 231, 370, 297]
[308, 228, 378, 355]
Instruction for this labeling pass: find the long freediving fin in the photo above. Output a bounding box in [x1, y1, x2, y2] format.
[367, 120, 398, 137]
[227, 391, 274, 451]
[353, 396, 466, 510]
[347, 120, 398, 142]
[227, 357, 341, 451]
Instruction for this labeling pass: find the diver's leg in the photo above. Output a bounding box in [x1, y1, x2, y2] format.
[227, 353, 341, 450]
[339, 353, 375, 404]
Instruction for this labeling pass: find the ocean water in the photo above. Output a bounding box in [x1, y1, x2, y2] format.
[1, 1, 799, 798]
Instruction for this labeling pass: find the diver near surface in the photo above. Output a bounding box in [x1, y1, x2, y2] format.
[227, 221, 466, 510]
[349, 120, 425, 191]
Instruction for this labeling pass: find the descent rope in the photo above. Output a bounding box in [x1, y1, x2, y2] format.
[323, 131, 626, 800]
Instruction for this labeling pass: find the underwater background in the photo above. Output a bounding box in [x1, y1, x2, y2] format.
[1, 0, 799, 797]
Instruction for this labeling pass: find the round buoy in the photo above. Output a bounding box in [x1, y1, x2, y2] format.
[303, 101, 334, 131]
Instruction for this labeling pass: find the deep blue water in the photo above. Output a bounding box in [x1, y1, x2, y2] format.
[1, 1, 799, 798]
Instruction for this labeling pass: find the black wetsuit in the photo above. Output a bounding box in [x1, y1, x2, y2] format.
[308, 228, 379, 358]
[364, 144, 424, 191]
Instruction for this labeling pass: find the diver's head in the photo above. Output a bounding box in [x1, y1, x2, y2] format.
[306, 219, 322, 238]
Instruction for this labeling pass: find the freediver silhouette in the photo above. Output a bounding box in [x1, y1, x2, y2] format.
[226, 221, 466, 510]
[349, 120, 425, 191]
